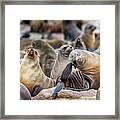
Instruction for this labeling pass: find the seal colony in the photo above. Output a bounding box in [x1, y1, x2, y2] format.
[20, 20, 100, 100]
[20, 46, 92, 96]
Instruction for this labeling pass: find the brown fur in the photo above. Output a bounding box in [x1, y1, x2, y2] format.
[30, 20, 43, 32]
[20, 48, 55, 93]
[46, 39, 68, 49]
[69, 49, 100, 89]
[32, 40, 57, 77]
[82, 24, 96, 50]
[20, 38, 33, 51]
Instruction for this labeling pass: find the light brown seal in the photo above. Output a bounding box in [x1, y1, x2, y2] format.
[20, 48, 56, 94]
[69, 49, 100, 89]
[82, 24, 97, 50]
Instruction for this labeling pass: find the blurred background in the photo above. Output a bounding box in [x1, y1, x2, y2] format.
[20, 20, 100, 42]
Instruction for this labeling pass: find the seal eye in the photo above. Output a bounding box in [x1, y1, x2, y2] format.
[88, 25, 92, 29]
[32, 42, 36, 47]
[34, 51, 37, 55]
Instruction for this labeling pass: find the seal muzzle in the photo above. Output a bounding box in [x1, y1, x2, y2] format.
[27, 48, 38, 59]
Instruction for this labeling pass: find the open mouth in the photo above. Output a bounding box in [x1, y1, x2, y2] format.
[27, 49, 35, 59]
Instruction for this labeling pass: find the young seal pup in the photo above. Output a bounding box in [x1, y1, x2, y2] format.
[32, 40, 57, 77]
[69, 49, 100, 89]
[20, 48, 56, 96]
[50, 44, 73, 81]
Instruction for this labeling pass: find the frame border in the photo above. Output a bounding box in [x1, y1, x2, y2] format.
[0, 0, 119, 119]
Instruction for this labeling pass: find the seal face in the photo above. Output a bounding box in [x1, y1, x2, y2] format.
[20, 48, 55, 95]
[69, 49, 100, 89]
[84, 24, 96, 35]
[27, 48, 39, 59]
[59, 44, 73, 57]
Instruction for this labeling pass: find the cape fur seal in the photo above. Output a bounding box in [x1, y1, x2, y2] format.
[20, 48, 91, 97]
[69, 49, 100, 89]
[82, 24, 97, 51]
[50, 44, 73, 80]
[32, 40, 57, 77]
[20, 48, 55, 96]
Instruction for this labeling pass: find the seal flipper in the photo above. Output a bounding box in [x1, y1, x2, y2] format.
[52, 81, 64, 99]
[60, 62, 73, 82]
[52, 62, 73, 99]
[31, 85, 43, 97]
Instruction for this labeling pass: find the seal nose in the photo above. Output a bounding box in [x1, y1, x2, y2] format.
[30, 48, 34, 52]
[28, 48, 34, 55]
[76, 56, 82, 62]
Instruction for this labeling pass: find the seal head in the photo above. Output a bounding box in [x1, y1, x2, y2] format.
[27, 48, 40, 60]
[69, 49, 87, 68]
[84, 24, 96, 35]
[59, 44, 73, 58]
